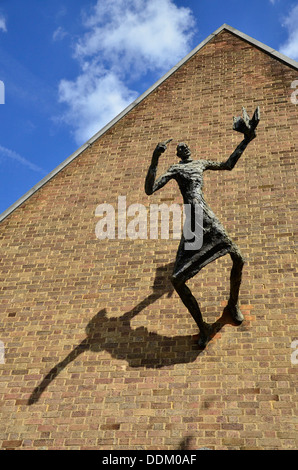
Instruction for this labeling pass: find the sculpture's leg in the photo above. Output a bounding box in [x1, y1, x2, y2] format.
[227, 249, 245, 323]
[171, 276, 212, 348]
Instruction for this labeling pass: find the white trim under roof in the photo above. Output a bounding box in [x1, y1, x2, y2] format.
[1, 23, 298, 223]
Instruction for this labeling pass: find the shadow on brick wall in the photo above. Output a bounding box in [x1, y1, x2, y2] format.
[28, 263, 235, 405]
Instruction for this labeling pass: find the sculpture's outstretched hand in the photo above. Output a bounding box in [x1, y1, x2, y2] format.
[233, 106, 260, 141]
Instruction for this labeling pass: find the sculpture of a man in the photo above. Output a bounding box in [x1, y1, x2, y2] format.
[145, 107, 260, 348]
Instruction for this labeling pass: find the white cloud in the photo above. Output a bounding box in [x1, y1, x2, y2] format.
[53, 26, 68, 42]
[76, 0, 195, 74]
[58, 67, 138, 143]
[279, 4, 298, 60]
[0, 15, 7, 33]
[58, 0, 196, 145]
[0, 145, 46, 174]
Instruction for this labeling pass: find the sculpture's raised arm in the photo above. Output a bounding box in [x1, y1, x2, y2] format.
[145, 139, 174, 195]
[204, 107, 260, 172]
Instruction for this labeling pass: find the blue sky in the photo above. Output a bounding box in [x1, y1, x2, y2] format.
[0, 0, 298, 215]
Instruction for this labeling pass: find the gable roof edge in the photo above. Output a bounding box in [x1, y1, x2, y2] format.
[219, 24, 298, 69]
[1, 23, 297, 223]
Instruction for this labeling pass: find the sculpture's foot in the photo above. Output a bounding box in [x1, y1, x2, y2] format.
[197, 323, 213, 349]
[227, 304, 244, 324]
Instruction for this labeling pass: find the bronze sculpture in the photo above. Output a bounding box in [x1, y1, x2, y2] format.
[145, 107, 260, 348]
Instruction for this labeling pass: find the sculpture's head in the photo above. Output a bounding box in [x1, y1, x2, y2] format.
[177, 143, 191, 161]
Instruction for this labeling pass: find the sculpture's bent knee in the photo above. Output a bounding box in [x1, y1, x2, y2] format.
[170, 274, 182, 289]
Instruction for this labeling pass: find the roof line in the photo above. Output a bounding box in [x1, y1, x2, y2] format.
[1, 23, 297, 223]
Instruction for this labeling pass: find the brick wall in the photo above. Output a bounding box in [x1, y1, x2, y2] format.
[0, 30, 297, 450]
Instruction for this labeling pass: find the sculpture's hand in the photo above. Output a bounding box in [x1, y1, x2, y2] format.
[233, 106, 260, 141]
[154, 139, 173, 156]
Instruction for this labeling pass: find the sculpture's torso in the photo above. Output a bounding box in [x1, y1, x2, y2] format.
[168, 159, 230, 241]
[170, 159, 208, 208]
